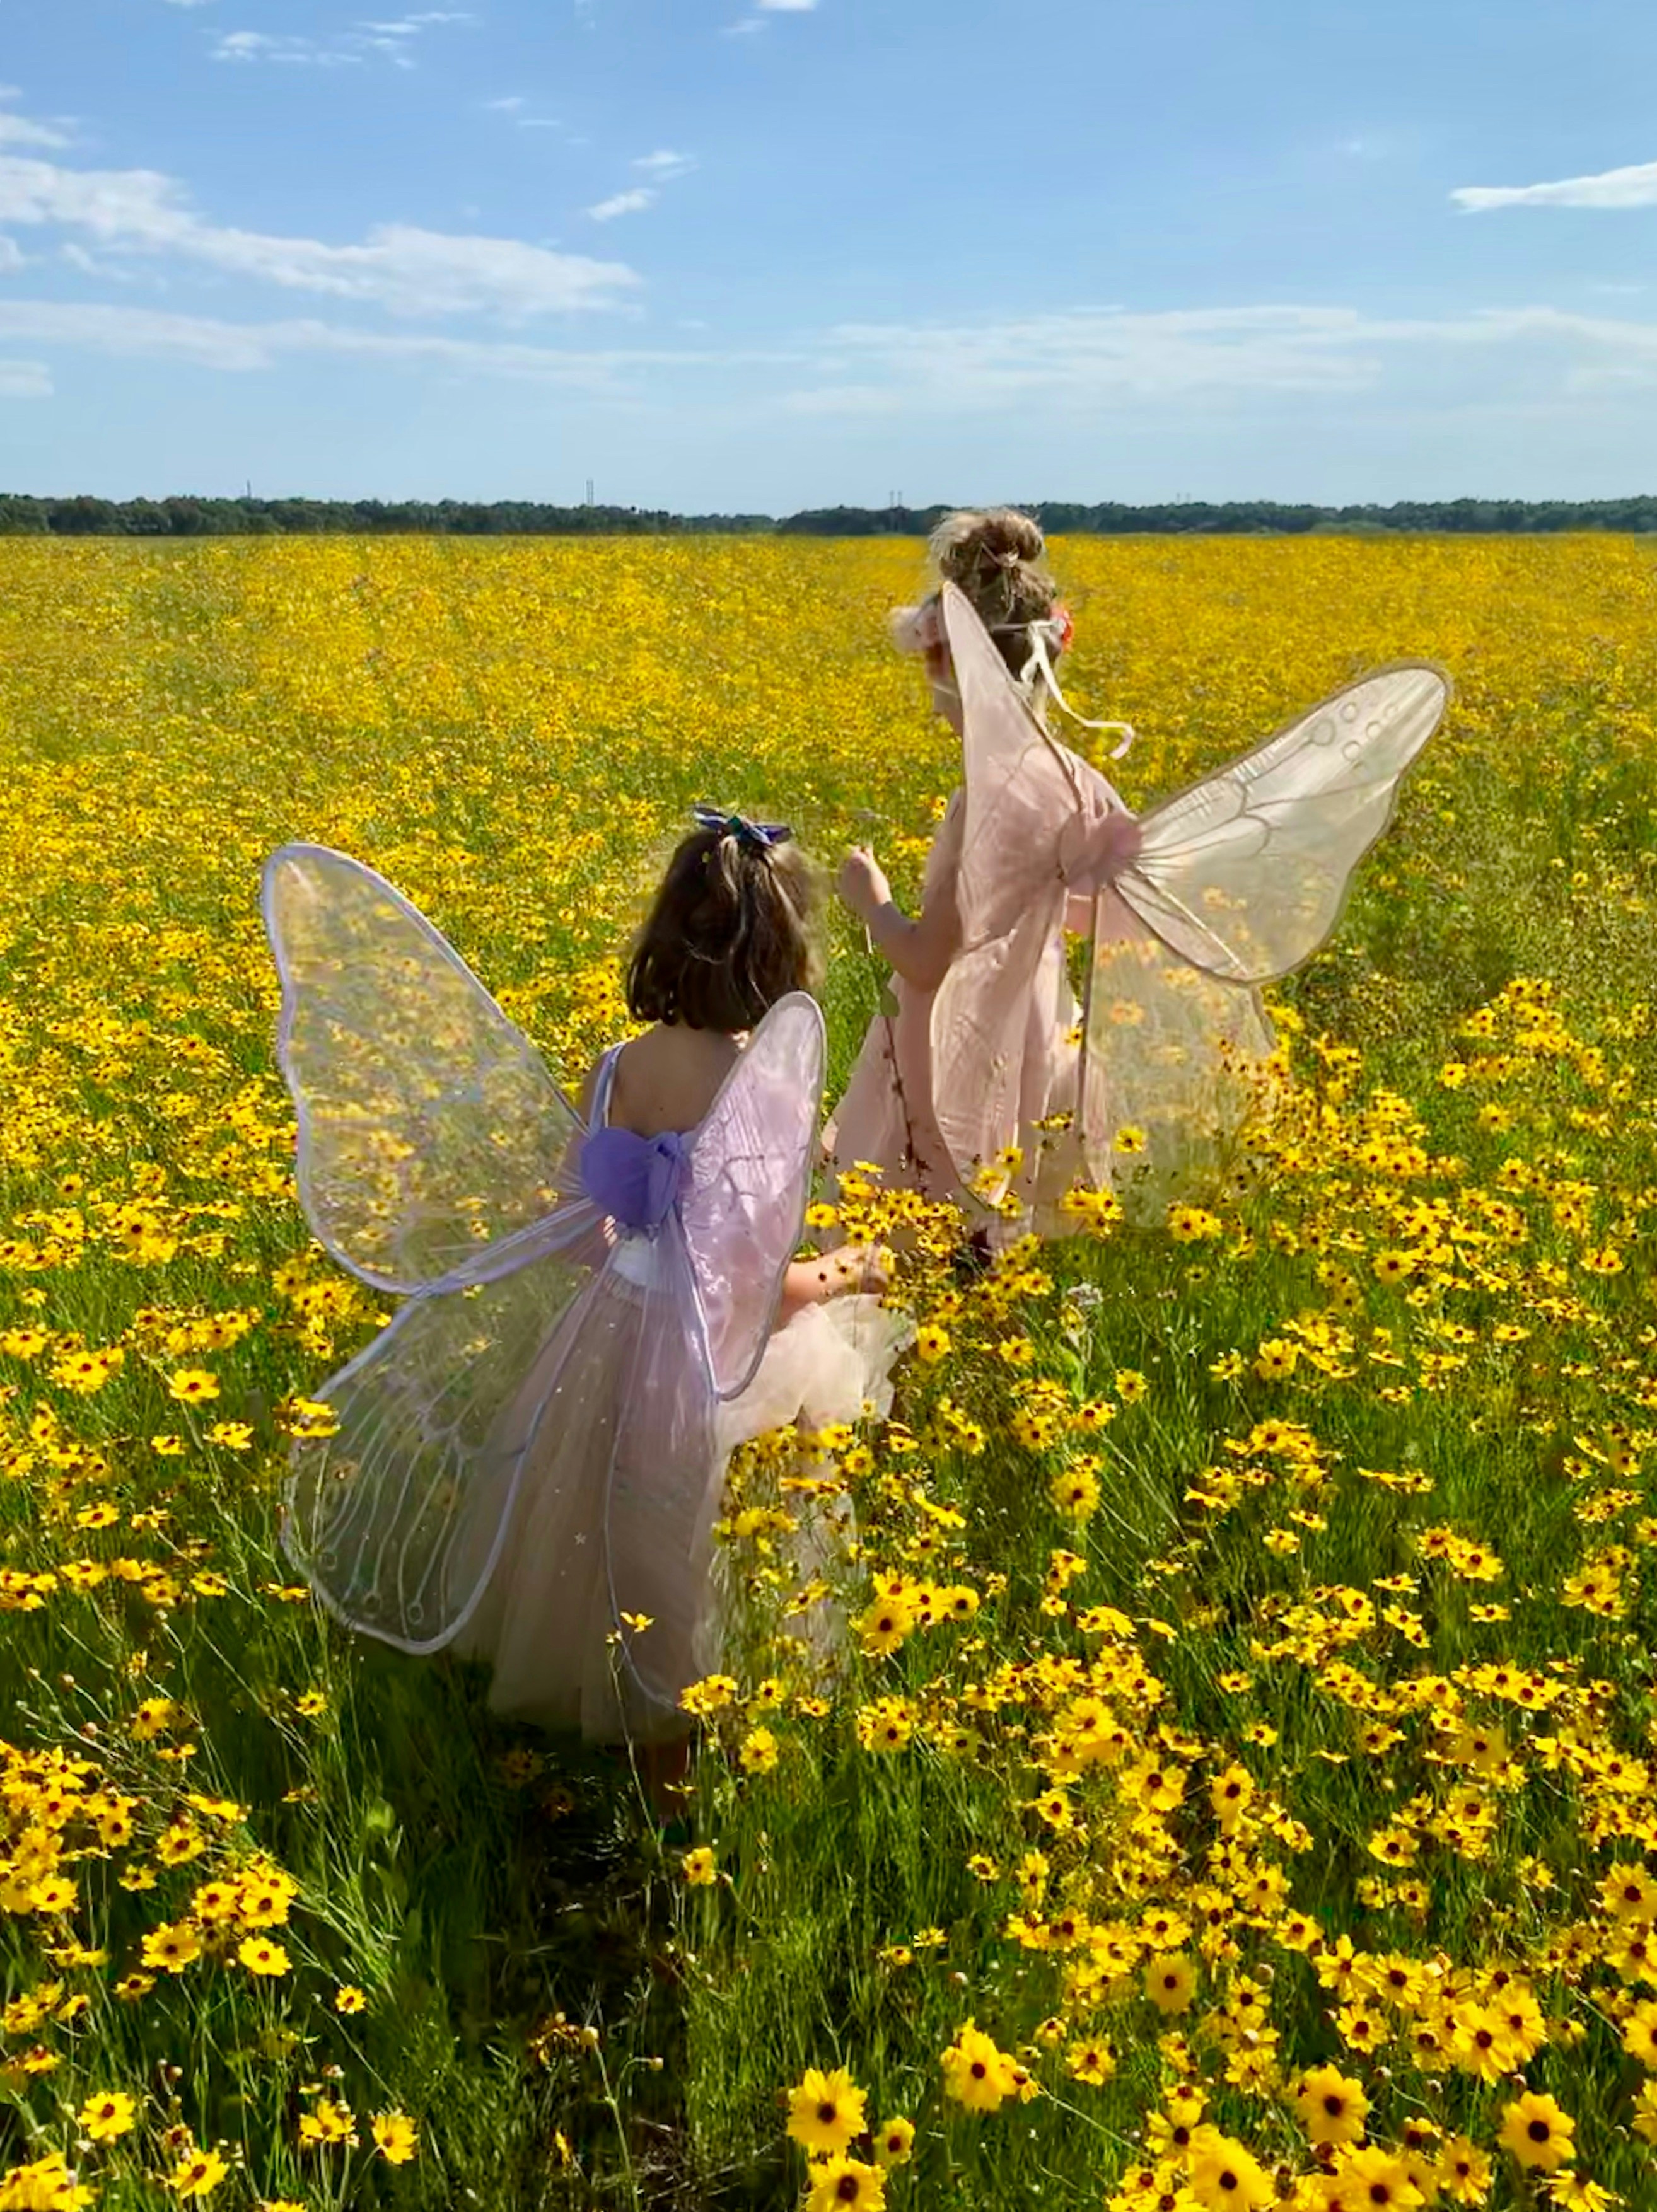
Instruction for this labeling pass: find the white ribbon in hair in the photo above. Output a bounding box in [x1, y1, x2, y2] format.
[1010, 619, 1135, 759]
[890, 597, 1135, 758]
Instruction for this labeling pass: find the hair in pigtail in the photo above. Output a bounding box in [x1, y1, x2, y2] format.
[627, 811, 825, 1031]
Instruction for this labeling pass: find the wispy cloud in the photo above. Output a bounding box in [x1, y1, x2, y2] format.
[0, 153, 641, 318]
[584, 149, 695, 223]
[0, 298, 788, 390]
[634, 148, 695, 180]
[212, 32, 363, 67]
[0, 236, 25, 272]
[22, 294, 1657, 422]
[776, 301, 1657, 415]
[485, 94, 565, 130]
[0, 356, 50, 395]
[0, 113, 70, 149]
[1452, 158, 1657, 212]
[0, 89, 70, 149]
[725, 0, 817, 32]
[587, 187, 655, 222]
[796, 306, 1383, 410]
[212, 12, 474, 68]
[160, 0, 218, 9]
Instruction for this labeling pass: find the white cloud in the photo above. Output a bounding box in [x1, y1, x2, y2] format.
[0, 154, 641, 318]
[777, 301, 1657, 415]
[485, 95, 527, 112]
[634, 148, 694, 178]
[726, 1, 818, 30]
[802, 306, 1383, 408]
[0, 357, 50, 397]
[1452, 159, 1657, 212]
[161, 0, 218, 8]
[213, 31, 362, 66]
[779, 383, 899, 416]
[588, 188, 655, 221]
[0, 113, 71, 149]
[359, 11, 475, 29]
[0, 235, 25, 272]
[0, 298, 782, 388]
[213, 13, 472, 66]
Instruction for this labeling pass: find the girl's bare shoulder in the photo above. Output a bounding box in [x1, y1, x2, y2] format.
[609, 1023, 742, 1138]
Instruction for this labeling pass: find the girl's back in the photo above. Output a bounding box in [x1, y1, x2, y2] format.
[603, 1022, 741, 1140]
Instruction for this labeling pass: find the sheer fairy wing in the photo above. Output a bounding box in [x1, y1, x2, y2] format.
[263, 843, 579, 1295]
[282, 1202, 608, 1653]
[929, 584, 1113, 1189]
[678, 992, 826, 1401]
[1112, 663, 1450, 983]
[1074, 891, 1279, 1221]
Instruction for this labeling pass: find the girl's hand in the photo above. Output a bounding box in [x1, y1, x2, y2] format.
[820, 1241, 893, 1297]
[837, 847, 892, 925]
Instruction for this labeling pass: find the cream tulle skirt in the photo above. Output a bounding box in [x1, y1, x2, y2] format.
[453, 1290, 912, 1743]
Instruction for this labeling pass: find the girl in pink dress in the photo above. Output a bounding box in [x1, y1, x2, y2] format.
[827, 509, 1449, 1230]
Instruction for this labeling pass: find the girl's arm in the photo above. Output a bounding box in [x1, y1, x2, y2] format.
[837, 847, 962, 994]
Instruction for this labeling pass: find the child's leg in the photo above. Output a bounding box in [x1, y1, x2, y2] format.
[639, 1733, 692, 1822]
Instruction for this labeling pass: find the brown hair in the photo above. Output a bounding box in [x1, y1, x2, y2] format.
[626, 823, 824, 1031]
[930, 507, 1061, 681]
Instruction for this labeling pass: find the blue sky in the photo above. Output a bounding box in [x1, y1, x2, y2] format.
[4, 0, 1657, 506]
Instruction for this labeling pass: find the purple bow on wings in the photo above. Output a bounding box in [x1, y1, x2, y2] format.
[579, 1125, 690, 1233]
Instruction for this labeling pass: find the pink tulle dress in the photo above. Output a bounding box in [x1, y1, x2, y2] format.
[824, 586, 1448, 1229]
[823, 785, 1100, 1216]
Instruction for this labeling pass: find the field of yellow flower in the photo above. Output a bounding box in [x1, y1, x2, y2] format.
[4, 532, 1657, 2211]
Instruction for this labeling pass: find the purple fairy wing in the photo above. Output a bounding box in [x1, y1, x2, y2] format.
[678, 992, 826, 1400]
[1114, 663, 1450, 983]
[262, 843, 579, 1295]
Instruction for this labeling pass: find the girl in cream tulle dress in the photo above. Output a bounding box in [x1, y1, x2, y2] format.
[262, 813, 910, 1777]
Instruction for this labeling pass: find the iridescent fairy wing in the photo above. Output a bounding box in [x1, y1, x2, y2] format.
[678, 991, 826, 1400]
[1112, 663, 1451, 983]
[283, 1200, 610, 1653]
[1074, 890, 1277, 1220]
[929, 584, 1119, 1188]
[263, 843, 579, 1294]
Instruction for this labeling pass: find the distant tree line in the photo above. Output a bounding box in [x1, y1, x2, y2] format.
[6, 492, 1657, 538]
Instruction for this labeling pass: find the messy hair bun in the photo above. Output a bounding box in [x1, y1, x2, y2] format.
[930, 508, 1059, 680]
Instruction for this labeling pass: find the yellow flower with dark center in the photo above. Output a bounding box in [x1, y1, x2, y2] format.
[166, 1369, 219, 1404]
[1497, 2090, 1574, 2172]
[1144, 1954, 1197, 2015]
[141, 1921, 201, 1975]
[940, 2020, 1020, 2114]
[79, 2090, 136, 2141]
[873, 2117, 914, 2166]
[1187, 2127, 1273, 2210]
[372, 2112, 418, 2164]
[168, 2147, 228, 2198]
[806, 2156, 885, 2212]
[1293, 2063, 1369, 2146]
[786, 2066, 866, 2157]
[238, 1936, 289, 1976]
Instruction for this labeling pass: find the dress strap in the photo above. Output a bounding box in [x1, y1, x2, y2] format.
[591, 1043, 625, 1130]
